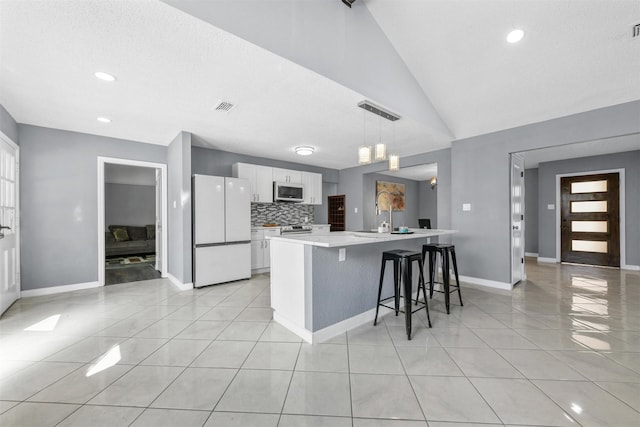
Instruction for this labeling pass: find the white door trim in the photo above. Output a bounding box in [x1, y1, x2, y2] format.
[510, 153, 525, 285]
[97, 157, 168, 286]
[0, 130, 20, 305]
[555, 168, 626, 267]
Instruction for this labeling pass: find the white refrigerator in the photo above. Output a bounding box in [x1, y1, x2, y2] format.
[193, 174, 251, 287]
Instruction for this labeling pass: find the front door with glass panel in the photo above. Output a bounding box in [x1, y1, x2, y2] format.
[560, 173, 619, 267]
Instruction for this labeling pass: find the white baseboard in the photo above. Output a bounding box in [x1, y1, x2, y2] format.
[537, 257, 557, 263]
[312, 306, 397, 344]
[166, 273, 193, 291]
[275, 295, 416, 344]
[622, 264, 640, 271]
[252, 267, 270, 274]
[273, 313, 312, 343]
[458, 275, 513, 291]
[525, 252, 538, 257]
[21, 281, 100, 298]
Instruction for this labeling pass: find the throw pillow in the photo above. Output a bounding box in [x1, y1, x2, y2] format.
[127, 226, 147, 241]
[112, 228, 129, 242]
[146, 224, 156, 240]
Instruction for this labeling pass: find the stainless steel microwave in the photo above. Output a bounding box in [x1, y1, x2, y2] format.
[273, 182, 304, 202]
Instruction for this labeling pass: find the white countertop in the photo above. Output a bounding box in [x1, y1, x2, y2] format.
[269, 228, 456, 248]
[251, 224, 330, 230]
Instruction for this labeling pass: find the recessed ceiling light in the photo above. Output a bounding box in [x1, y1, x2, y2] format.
[94, 71, 116, 82]
[97, 117, 111, 123]
[506, 29, 525, 44]
[295, 146, 315, 156]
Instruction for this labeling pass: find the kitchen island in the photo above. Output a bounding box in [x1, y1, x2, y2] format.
[269, 229, 456, 343]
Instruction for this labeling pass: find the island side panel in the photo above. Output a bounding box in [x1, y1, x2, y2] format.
[310, 239, 426, 332]
[270, 239, 310, 336]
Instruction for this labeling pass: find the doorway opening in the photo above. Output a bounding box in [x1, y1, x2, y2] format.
[97, 157, 167, 286]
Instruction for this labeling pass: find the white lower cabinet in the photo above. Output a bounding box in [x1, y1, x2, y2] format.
[251, 228, 280, 270]
[251, 239, 263, 270]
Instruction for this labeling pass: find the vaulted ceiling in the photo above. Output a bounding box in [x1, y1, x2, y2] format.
[1, 0, 638, 170]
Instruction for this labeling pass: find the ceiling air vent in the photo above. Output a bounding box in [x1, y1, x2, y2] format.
[214, 101, 235, 112]
[633, 23, 640, 39]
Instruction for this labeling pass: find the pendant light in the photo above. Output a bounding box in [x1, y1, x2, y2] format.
[374, 116, 387, 161]
[388, 120, 399, 172]
[358, 109, 372, 165]
[356, 100, 401, 167]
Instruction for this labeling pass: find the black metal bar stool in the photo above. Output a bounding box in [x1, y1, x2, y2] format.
[373, 249, 432, 339]
[421, 244, 463, 314]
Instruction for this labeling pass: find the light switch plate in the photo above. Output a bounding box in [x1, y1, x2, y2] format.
[354, 207, 358, 213]
[462, 203, 471, 211]
[339, 248, 346, 262]
[547, 204, 555, 210]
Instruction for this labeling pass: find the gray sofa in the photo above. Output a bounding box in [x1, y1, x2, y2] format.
[105, 225, 155, 257]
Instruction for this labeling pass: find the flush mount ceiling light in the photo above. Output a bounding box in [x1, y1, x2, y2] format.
[506, 29, 525, 44]
[97, 117, 111, 123]
[295, 146, 315, 156]
[94, 71, 116, 82]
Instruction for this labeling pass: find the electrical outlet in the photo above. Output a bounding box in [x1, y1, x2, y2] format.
[339, 248, 346, 262]
[354, 207, 358, 213]
[547, 204, 555, 210]
[462, 203, 471, 211]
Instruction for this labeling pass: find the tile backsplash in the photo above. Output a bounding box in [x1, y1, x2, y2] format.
[251, 203, 314, 226]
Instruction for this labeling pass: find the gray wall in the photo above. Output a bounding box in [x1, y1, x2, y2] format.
[162, 0, 451, 137]
[524, 168, 539, 254]
[419, 180, 438, 228]
[363, 173, 419, 230]
[0, 104, 18, 144]
[105, 183, 156, 227]
[451, 101, 640, 284]
[167, 132, 192, 284]
[18, 125, 166, 291]
[338, 147, 452, 233]
[537, 150, 640, 266]
[191, 145, 339, 224]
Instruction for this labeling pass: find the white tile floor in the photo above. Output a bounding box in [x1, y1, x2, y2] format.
[1, 261, 639, 426]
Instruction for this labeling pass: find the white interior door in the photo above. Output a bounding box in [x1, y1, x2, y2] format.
[0, 136, 19, 315]
[510, 153, 525, 284]
[155, 168, 163, 272]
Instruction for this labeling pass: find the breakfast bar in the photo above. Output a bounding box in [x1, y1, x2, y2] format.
[269, 229, 456, 343]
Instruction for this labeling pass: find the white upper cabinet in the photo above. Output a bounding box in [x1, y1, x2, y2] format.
[233, 163, 322, 204]
[272, 168, 302, 184]
[302, 172, 323, 205]
[232, 163, 273, 203]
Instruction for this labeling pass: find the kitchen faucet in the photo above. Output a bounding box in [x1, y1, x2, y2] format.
[376, 190, 393, 232]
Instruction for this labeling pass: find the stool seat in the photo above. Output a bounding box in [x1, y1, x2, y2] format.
[422, 244, 463, 314]
[374, 249, 431, 340]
